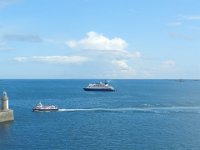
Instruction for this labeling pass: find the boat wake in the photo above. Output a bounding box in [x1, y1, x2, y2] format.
[58, 106, 200, 114]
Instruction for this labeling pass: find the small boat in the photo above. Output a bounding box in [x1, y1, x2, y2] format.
[83, 80, 115, 91]
[32, 102, 59, 112]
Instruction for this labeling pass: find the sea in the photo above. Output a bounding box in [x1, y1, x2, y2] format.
[0, 79, 200, 150]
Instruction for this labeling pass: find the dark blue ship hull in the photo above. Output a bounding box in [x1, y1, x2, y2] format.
[32, 108, 59, 112]
[83, 88, 115, 91]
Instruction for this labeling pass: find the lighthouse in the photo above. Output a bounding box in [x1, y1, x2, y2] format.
[1, 91, 9, 111]
[0, 91, 14, 122]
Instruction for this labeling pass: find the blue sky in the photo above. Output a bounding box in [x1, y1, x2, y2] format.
[0, 0, 200, 79]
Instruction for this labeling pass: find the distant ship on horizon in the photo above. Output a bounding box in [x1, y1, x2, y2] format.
[83, 80, 115, 91]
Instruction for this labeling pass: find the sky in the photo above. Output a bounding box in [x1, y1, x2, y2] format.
[0, 0, 200, 79]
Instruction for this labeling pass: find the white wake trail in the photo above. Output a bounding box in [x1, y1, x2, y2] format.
[58, 106, 200, 114]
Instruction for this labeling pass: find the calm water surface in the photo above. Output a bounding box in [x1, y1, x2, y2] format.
[0, 79, 200, 150]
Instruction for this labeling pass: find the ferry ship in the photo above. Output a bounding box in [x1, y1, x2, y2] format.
[32, 102, 59, 112]
[83, 80, 115, 91]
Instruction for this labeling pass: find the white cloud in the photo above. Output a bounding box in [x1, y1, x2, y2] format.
[0, 46, 13, 51]
[0, 0, 19, 8]
[112, 60, 129, 70]
[121, 51, 141, 59]
[14, 56, 89, 64]
[66, 31, 141, 61]
[32, 56, 89, 64]
[162, 60, 175, 67]
[181, 15, 200, 20]
[66, 40, 77, 48]
[169, 32, 192, 40]
[66, 31, 128, 51]
[112, 59, 136, 76]
[14, 57, 27, 62]
[167, 22, 182, 27]
[168, 15, 200, 28]
[0, 42, 14, 51]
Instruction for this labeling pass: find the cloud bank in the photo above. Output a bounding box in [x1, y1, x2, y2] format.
[13, 31, 141, 78]
[14, 56, 89, 64]
[65, 31, 140, 77]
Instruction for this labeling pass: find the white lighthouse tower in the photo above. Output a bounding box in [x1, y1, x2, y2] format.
[1, 91, 9, 111]
[0, 91, 14, 122]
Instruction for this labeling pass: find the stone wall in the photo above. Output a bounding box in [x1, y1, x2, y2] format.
[0, 110, 14, 122]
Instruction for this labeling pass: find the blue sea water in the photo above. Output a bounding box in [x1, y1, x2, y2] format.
[0, 79, 200, 150]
